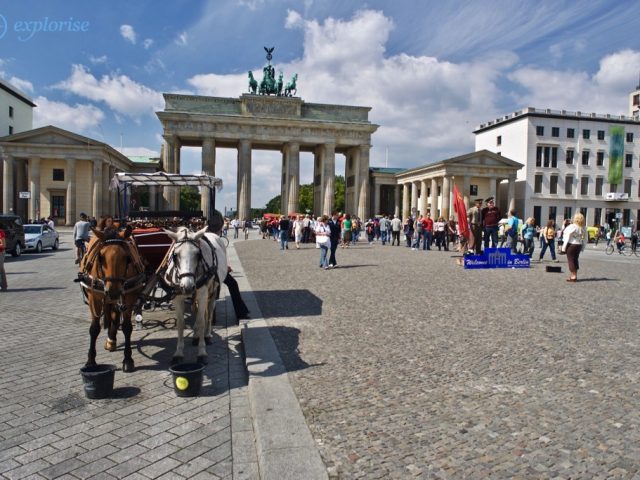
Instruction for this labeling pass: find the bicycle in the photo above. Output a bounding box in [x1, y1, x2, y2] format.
[605, 242, 637, 256]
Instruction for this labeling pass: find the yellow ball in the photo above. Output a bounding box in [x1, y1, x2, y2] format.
[175, 376, 189, 390]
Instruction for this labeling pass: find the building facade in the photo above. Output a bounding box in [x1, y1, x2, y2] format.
[0, 79, 35, 137]
[475, 103, 640, 228]
[0, 126, 158, 224]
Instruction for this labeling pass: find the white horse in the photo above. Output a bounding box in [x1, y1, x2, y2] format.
[163, 227, 228, 365]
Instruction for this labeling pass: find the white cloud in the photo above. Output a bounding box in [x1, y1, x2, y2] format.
[143, 38, 154, 50]
[55, 64, 164, 118]
[8, 76, 33, 93]
[120, 24, 137, 44]
[285, 10, 303, 29]
[509, 49, 640, 115]
[33, 96, 104, 133]
[175, 32, 188, 46]
[89, 55, 108, 64]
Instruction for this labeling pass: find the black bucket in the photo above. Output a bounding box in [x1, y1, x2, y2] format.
[80, 364, 116, 399]
[169, 363, 205, 397]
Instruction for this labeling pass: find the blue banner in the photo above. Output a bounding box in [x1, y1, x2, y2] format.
[464, 248, 530, 269]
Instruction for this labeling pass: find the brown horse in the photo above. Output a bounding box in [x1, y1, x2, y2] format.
[79, 229, 146, 372]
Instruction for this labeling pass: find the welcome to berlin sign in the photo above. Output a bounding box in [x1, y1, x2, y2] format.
[464, 248, 530, 269]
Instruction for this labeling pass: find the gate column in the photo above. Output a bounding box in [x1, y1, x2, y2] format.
[65, 158, 76, 226]
[92, 159, 102, 219]
[29, 157, 40, 221]
[357, 145, 370, 220]
[286, 142, 300, 215]
[322, 143, 335, 216]
[237, 139, 252, 221]
[201, 138, 216, 217]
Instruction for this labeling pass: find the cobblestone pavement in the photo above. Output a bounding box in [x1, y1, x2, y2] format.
[235, 238, 640, 479]
[0, 232, 259, 479]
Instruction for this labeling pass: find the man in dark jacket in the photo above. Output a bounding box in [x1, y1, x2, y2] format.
[328, 212, 341, 268]
[481, 197, 501, 249]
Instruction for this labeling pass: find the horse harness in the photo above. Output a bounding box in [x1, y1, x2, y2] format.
[77, 238, 147, 301]
[164, 235, 218, 293]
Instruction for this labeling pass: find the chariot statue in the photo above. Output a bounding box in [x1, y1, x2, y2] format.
[247, 47, 298, 97]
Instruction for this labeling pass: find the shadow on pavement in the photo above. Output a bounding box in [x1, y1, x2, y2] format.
[578, 277, 618, 282]
[246, 325, 324, 376]
[252, 289, 322, 318]
[112, 386, 141, 398]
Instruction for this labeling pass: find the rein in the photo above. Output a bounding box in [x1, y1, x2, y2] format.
[78, 238, 146, 299]
[164, 235, 218, 293]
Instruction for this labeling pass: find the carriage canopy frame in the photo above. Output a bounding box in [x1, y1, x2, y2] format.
[109, 172, 223, 219]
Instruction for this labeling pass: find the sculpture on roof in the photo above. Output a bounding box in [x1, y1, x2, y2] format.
[247, 47, 298, 97]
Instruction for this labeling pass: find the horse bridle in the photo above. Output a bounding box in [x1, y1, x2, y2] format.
[169, 236, 217, 290]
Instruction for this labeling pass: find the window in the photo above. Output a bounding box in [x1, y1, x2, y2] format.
[624, 178, 632, 195]
[8, 126, 13, 135]
[581, 151, 590, 165]
[594, 207, 602, 225]
[595, 177, 604, 196]
[53, 169, 64, 181]
[610, 183, 617, 193]
[533, 206, 542, 226]
[625, 153, 633, 167]
[580, 207, 588, 218]
[496, 135, 502, 146]
[551, 147, 558, 168]
[623, 209, 631, 226]
[597, 151, 604, 166]
[597, 130, 605, 140]
[626, 132, 634, 143]
[8, 106, 13, 118]
[536, 146, 542, 167]
[536, 126, 544, 136]
[565, 175, 573, 195]
[470, 185, 478, 196]
[548, 206, 557, 220]
[634, 94, 640, 106]
[580, 176, 589, 195]
[567, 128, 575, 138]
[582, 129, 590, 139]
[564, 206, 572, 220]
[550, 175, 558, 194]
[544, 146, 550, 168]
[534, 174, 543, 193]
[566, 149, 574, 165]
[552, 127, 560, 137]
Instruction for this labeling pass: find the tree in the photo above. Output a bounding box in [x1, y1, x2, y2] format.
[180, 187, 201, 212]
[263, 175, 346, 215]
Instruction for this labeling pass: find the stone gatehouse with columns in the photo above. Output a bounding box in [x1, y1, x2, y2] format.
[157, 93, 379, 220]
[0, 125, 158, 225]
[370, 150, 523, 220]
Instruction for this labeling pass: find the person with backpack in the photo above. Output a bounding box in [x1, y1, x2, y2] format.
[413, 215, 424, 250]
[538, 219, 559, 262]
[506, 209, 520, 254]
[365, 219, 375, 245]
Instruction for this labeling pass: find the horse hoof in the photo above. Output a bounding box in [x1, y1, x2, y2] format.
[104, 339, 117, 352]
[171, 356, 184, 366]
[196, 355, 208, 365]
[122, 360, 135, 373]
[205, 336, 212, 346]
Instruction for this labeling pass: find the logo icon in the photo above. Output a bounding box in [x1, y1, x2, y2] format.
[0, 15, 7, 40]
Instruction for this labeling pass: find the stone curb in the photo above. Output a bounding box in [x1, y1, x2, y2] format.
[226, 240, 328, 480]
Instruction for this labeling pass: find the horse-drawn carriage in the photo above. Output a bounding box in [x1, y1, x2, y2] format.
[77, 172, 227, 372]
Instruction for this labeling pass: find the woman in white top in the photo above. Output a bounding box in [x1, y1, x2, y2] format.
[562, 212, 587, 282]
[293, 215, 304, 249]
[314, 215, 331, 269]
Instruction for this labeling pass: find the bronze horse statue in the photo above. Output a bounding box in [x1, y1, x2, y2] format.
[284, 73, 298, 97]
[248, 71, 257, 94]
[79, 229, 146, 372]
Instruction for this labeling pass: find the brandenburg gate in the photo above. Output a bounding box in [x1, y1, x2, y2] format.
[156, 93, 378, 220]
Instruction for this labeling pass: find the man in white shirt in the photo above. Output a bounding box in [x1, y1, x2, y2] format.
[390, 215, 402, 246]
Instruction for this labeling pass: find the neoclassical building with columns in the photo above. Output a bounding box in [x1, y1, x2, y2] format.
[0, 125, 158, 225]
[370, 150, 523, 220]
[156, 93, 379, 220]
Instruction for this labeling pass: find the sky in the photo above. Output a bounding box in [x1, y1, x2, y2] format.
[2, 0, 640, 210]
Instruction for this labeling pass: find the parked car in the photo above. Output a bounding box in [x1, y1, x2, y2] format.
[24, 224, 59, 253]
[0, 214, 26, 257]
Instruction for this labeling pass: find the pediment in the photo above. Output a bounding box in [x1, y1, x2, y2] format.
[443, 150, 522, 169]
[1, 125, 104, 148]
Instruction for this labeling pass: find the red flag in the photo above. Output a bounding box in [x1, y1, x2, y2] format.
[453, 184, 470, 239]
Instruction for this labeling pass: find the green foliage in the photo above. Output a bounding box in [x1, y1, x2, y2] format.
[265, 195, 281, 214]
[263, 175, 346, 215]
[180, 186, 201, 212]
